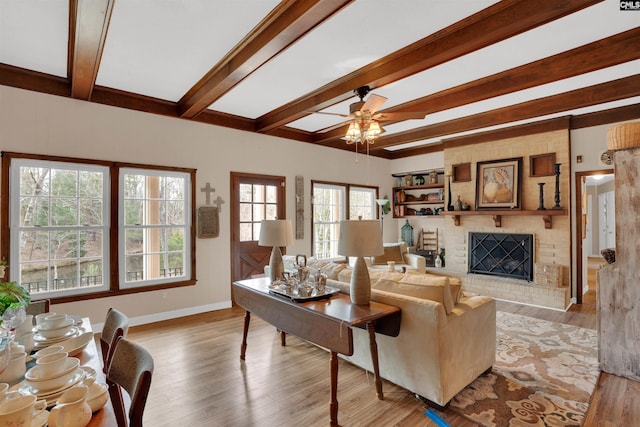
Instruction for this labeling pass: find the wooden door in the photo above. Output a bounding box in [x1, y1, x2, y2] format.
[230, 172, 286, 283]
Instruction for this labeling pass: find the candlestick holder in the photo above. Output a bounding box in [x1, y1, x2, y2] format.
[537, 182, 546, 210]
[551, 163, 562, 210]
[446, 175, 454, 211]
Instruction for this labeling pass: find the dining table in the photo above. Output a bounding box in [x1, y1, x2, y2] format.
[10, 317, 117, 426]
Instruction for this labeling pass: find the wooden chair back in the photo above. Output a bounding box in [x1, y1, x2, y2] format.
[107, 338, 154, 427]
[26, 299, 51, 316]
[100, 308, 129, 373]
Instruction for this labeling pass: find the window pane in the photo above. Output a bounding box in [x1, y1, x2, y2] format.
[51, 169, 77, 197]
[253, 204, 264, 222]
[80, 231, 102, 258]
[79, 199, 103, 226]
[239, 184, 252, 202]
[19, 231, 50, 262]
[239, 203, 252, 222]
[125, 229, 143, 254]
[266, 185, 277, 203]
[166, 201, 185, 225]
[124, 174, 144, 198]
[266, 204, 277, 220]
[253, 185, 264, 203]
[125, 200, 143, 225]
[20, 167, 50, 196]
[79, 170, 103, 198]
[20, 196, 49, 227]
[50, 230, 79, 260]
[239, 223, 252, 241]
[253, 222, 261, 241]
[51, 197, 78, 226]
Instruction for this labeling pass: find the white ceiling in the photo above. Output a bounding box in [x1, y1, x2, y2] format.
[1, 0, 638, 156]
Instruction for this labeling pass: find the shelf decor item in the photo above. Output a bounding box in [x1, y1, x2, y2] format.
[537, 182, 546, 210]
[337, 219, 383, 305]
[401, 219, 414, 247]
[475, 157, 522, 210]
[551, 163, 562, 210]
[447, 175, 454, 211]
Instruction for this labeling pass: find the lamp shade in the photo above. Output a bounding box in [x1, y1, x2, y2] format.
[337, 220, 383, 257]
[258, 219, 293, 247]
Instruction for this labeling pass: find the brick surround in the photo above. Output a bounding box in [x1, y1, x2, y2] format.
[440, 129, 571, 310]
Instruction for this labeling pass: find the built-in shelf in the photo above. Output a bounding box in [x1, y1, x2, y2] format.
[440, 209, 567, 229]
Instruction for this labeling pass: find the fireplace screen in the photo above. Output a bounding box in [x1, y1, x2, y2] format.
[468, 232, 533, 281]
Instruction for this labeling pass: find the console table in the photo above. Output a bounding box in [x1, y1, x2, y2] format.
[232, 277, 401, 427]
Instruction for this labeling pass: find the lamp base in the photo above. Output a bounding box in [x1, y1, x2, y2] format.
[350, 257, 371, 305]
[268, 246, 284, 283]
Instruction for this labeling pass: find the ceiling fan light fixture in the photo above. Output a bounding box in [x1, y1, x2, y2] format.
[346, 121, 361, 144]
[365, 120, 381, 143]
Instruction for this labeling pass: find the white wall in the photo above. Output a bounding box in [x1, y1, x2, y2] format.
[0, 86, 391, 325]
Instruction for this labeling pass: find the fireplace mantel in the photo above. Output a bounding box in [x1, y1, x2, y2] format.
[441, 209, 567, 229]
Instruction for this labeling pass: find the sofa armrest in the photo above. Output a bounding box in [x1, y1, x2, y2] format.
[402, 253, 426, 274]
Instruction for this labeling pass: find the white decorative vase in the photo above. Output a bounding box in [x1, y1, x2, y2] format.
[350, 257, 371, 305]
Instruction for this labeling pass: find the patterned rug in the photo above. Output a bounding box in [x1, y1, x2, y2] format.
[449, 311, 599, 426]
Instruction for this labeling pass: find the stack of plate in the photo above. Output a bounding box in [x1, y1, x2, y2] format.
[17, 364, 97, 407]
[33, 324, 86, 350]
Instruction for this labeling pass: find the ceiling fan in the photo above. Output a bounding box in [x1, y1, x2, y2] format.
[313, 86, 426, 144]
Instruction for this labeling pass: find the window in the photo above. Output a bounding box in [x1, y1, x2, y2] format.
[120, 169, 191, 288]
[3, 153, 195, 300]
[238, 182, 279, 242]
[312, 181, 377, 259]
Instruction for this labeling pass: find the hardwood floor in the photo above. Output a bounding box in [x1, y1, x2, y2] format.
[125, 299, 639, 426]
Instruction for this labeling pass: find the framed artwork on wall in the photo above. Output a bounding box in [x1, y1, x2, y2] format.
[475, 157, 522, 210]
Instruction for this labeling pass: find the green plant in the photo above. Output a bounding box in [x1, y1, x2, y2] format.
[0, 281, 30, 317]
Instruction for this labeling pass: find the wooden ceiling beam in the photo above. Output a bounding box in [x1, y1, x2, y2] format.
[314, 28, 640, 144]
[255, 0, 603, 132]
[369, 75, 640, 151]
[177, 0, 353, 119]
[68, 0, 114, 100]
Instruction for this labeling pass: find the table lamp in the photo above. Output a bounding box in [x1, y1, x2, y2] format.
[338, 219, 383, 305]
[259, 219, 293, 283]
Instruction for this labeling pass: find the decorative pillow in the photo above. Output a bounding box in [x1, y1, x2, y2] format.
[372, 244, 404, 265]
[337, 268, 353, 283]
[321, 262, 348, 280]
[400, 274, 456, 310]
[372, 276, 455, 314]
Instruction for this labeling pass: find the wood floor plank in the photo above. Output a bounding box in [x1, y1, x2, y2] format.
[121, 300, 638, 426]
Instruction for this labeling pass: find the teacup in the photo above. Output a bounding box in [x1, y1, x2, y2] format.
[0, 394, 46, 426]
[15, 332, 34, 354]
[35, 352, 68, 378]
[0, 352, 26, 384]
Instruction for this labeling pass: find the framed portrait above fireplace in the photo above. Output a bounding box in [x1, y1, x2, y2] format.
[475, 157, 522, 210]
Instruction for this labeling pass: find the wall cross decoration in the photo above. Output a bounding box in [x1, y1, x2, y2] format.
[201, 182, 216, 205]
[198, 182, 224, 238]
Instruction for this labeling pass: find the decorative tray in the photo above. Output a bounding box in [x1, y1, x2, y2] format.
[269, 285, 340, 302]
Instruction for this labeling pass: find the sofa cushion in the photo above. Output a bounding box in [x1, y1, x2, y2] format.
[372, 243, 405, 265]
[372, 275, 455, 314]
[306, 259, 348, 280]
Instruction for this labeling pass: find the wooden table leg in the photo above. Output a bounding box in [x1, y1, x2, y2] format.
[367, 322, 384, 400]
[240, 311, 251, 360]
[329, 351, 339, 427]
[280, 330, 287, 346]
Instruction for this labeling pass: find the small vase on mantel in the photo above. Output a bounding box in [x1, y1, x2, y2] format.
[454, 195, 462, 211]
[435, 252, 443, 268]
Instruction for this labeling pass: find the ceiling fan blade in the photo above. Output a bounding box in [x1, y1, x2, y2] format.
[373, 112, 426, 121]
[305, 110, 349, 118]
[362, 94, 387, 114]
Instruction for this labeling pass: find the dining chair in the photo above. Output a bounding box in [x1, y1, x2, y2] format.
[25, 299, 51, 316]
[100, 308, 129, 373]
[106, 338, 154, 427]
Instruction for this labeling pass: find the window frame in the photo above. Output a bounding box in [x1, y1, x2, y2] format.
[1, 152, 196, 303]
[311, 180, 378, 259]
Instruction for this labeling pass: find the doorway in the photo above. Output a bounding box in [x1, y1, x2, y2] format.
[575, 170, 614, 305]
[230, 172, 286, 283]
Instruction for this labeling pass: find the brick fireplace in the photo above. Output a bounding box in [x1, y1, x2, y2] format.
[439, 129, 571, 310]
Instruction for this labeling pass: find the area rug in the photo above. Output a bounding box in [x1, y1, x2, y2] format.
[449, 311, 599, 427]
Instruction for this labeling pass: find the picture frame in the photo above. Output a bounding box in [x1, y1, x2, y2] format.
[475, 157, 522, 210]
[197, 206, 219, 238]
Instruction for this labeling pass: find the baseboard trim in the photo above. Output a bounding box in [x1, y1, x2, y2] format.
[91, 300, 233, 331]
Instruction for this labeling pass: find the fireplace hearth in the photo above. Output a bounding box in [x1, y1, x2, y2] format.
[468, 232, 533, 281]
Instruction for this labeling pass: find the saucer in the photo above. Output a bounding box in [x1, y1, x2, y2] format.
[33, 327, 84, 348]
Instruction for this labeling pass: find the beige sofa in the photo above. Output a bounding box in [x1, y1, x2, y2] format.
[322, 268, 496, 408]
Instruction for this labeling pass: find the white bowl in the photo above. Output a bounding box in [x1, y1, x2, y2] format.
[37, 314, 68, 330]
[33, 345, 65, 360]
[26, 358, 80, 392]
[36, 320, 74, 339]
[34, 313, 56, 327]
[34, 352, 68, 378]
[57, 332, 93, 357]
